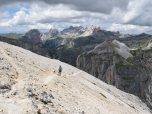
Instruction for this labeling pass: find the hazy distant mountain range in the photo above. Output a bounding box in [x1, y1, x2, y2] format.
[18, 25, 134, 44]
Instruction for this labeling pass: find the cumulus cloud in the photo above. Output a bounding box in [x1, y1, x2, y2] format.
[0, 10, 30, 27]
[0, 0, 152, 34]
[123, 0, 152, 26]
[0, 0, 130, 14]
[0, 4, 93, 28]
[0, 11, 9, 18]
[108, 23, 152, 34]
[11, 11, 29, 25]
[29, 23, 53, 30]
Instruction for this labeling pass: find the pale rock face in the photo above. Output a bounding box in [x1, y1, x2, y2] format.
[0, 41, 151, 114]
[112, 40, 133, 59]
[142, 40, 152, 50]
[47, 29, 59, 38]
[59, 26, 85, 38]
[119, 33, 135, 38]
[80, 25, 103, 37]
[80, 25, 122, 41]
[90, 40, 132, 59]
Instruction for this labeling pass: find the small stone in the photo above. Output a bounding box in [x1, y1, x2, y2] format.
[0, 109, 3, 112]
[11, 91, 17, 95]
[4, 94, 9, 98]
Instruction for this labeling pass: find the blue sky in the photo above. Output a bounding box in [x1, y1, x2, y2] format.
[0, 0, 152, 35]
[3, 4, 30, 19]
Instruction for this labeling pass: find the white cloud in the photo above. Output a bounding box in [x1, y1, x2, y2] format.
[0, 0, 130, 14]
[0, 11, 10, 18]
[0, 4, 89, 27]
[0, 3, 94, 31]
[10, 11, 29, 25]
[122, 0, 152, 24]
[20, 7, 30, 11]
[0, 0, 152, 34]
[108, 23, 152, 34]
[28, 4, 86, 23]
[29, 23, 53, 30]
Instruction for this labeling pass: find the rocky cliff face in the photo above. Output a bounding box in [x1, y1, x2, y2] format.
[19, 29, 47, 44]
[80, 25, 121, 40]
[0, 41, 151, 114]
[47, 29, 59, 38]
[77, 40, 152, 109]
[59, 26, 85, 38]
[80, 25, 103, 37]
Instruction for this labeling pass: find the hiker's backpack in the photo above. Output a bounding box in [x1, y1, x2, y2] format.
[59, 67, 62, 72]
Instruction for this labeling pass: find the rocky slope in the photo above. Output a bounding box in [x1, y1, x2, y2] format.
[76, 39, 152, 109]
[0, 41, 151, 114]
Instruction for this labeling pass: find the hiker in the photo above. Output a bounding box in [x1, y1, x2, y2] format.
[58, 65, 62, 76]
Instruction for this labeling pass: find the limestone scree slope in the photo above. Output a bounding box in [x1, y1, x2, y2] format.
[0, 41, 151, 114]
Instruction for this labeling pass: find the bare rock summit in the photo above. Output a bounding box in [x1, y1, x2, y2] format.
[19, 29, 47, 44]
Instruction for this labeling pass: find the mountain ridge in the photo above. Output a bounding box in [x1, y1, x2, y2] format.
[19, 25, 135, 44]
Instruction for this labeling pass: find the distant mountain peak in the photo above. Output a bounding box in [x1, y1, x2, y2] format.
[26, 29, 42, 33]
[58, 26, 85, 38]
[140, 33, 148, 36]
[48, 28, 59, 38]
[91, 40, 132, 59]
[69, 26, 74, 28]
[80, 25, 105, 37]
[89, 25, 103, 30]
[19, 29, 44, 44]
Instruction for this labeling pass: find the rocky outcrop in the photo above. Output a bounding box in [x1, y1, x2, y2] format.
[76, 40, 152, 109]
[80, 25, 120, 40]
[119, 33, 135, 38]
[80, 25, 103, 37]
[47, 29, 59, 38]
[19, 29, 47, 44]
[59, 26, 85, 38]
